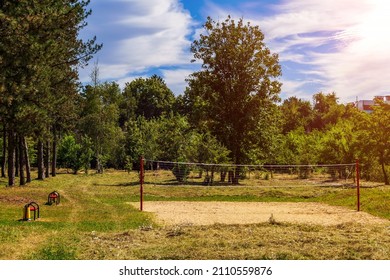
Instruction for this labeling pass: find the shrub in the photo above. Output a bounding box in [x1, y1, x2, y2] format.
[172, 163, 190, 183]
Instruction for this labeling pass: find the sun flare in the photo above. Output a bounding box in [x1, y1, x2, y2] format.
[358, 1, 390, 38]
[342, 0, 390, 50]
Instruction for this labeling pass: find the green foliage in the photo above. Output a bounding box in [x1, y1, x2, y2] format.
[31, 239, 78, 260]
[187, 16, 282, 164]
[246, 101, 283, 164]
[311, 92, 346, 131]
[358, 100, 390, 184]
[124, 113, 232, 173]
[0, 0, 101, 185]
[280, 96, 313, 133]
[121, 75, 175, 122]
[172, 163, 191, 183]
[124, 114, 192, 164]
[80, 135, 94, 174]
[58, 134, 93, 174]
[79, 81, 124, 171]
[180, 131, 231, 164]
[124, 156, 133, 173]
[319, 121, 356, 164]
[277, 128, 321, 165]
[0, 0, 100, 116]
[58, 135, 81, 173]
[124, 116, 163, 163]
[155, 114, 190, 162]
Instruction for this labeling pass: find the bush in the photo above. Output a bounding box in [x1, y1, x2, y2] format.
[362, 163, 390, 183]
[58, 134, 93, 174]
[172, 164, 190, 183]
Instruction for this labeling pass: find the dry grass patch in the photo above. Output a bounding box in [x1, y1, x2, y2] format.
[79, 222, 390, 260]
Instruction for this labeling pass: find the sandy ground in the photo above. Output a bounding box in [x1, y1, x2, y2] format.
[132, 201, 390, 226]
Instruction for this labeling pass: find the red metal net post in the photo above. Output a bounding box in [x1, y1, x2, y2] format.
[356, 159, 360, 212]
[140, 156, 144, 211]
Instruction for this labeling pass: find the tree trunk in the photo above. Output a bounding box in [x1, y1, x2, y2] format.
[220, 171, 226, 182]
[96, 149, 104, 174]
[51, 127, 57, 177]
[232, 149, 242, 185]
[24, 137, 31, 183]
[96, 154, 101, 174]
[1, 125, 6, 178]
[15, 138, 19, 177]
[18, 135, 26, 186]
[37, 140, 45, 180]
[45, 140, 50, 178]
[210, 167, 215, 185]
[7, 130, 15, 186]
[233, 167, 240, 185]
[380, 155, 389, 185]
[228, 170, 234, 183]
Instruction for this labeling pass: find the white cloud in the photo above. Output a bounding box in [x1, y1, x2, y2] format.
[116, 0, 193, 67]
[204, 0, 390, 102]
[258, 0, 390, 101]
[97, 64, 133, 80]
[280, 79, 309, 98]
[109, 68, 194, 95]
[116, 75, 140, 89]
[161, 68, 196, 95]
[79, 0, 194, 84]
[80, 0, 390, 102]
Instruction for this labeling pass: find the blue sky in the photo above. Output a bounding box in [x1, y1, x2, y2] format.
[79, 0, 390, 103]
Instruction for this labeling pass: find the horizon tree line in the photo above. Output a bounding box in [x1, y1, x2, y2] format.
[1, 6, 389, 186]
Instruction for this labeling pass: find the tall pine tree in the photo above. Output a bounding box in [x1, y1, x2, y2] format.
[0, 0, 101, 186]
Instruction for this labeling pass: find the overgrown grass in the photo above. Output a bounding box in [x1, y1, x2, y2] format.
[1, 170, 390, 260]
[78, 222, 390, 260]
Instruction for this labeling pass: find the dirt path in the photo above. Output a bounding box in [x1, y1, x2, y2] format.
[133, 201, 390, 226]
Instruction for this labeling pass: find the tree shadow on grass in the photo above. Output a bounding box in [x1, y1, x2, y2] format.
[92, 182, 139, 187]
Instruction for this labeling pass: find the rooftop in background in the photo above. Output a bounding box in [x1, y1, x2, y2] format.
[355, 95, 390, 113]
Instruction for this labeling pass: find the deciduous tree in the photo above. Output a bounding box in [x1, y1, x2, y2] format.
[187, 16, 282, 181]
[364, 100, 390, 184]
[120, 75, 175, 124]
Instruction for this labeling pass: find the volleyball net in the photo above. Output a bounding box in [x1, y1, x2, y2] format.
[141, 159, 358, 188]
[138, 158, 363, 212]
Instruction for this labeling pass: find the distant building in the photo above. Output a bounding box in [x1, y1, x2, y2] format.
[375, 95, 390, 102]
[355, 95, 390, 113]
[357, 99, 375, 112]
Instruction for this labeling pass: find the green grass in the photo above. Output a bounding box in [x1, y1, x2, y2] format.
[1, 170, 390, 260]
[0, 170, 154, 259]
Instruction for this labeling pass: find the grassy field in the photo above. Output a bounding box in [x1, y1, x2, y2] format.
[1, 170, 390, 260]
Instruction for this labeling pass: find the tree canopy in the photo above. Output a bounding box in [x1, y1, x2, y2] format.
[0, 0, 101, 185]
[186, 16, 282, 165]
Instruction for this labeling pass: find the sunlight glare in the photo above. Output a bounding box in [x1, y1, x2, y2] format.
[344, 0, 390, 51]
